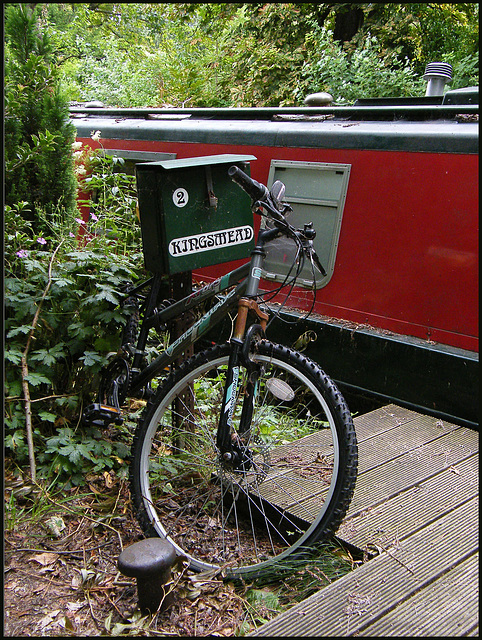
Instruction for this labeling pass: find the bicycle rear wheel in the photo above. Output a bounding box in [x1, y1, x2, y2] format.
[130, 341, 357, 580]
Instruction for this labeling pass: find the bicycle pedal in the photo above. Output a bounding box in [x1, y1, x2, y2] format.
[82, 403, 124, 428]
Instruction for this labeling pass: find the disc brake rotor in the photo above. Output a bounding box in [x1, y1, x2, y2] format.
[217, 435, 271, 490]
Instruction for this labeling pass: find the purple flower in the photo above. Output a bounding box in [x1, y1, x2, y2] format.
[37, 237, 47, 245]
[69, 232, 75, 238]
[90, 213, 99, 222]
[75, 217, 83, 224]
[16, 249, 28, 258]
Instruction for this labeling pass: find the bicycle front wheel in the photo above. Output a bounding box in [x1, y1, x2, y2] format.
[130, 341, 357, 580]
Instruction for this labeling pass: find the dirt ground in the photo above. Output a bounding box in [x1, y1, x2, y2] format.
[4, 470, 252, 637]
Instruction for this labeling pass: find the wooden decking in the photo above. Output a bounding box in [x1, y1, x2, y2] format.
[250, 404, 479, 637]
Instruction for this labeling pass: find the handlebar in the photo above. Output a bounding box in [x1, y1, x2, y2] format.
[228, 165, 270, 203]
[228, 165, 287, 225]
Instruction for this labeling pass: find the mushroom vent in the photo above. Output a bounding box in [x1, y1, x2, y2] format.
[423, 62, 453, 97]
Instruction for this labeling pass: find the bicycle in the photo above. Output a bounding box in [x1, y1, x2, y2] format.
[82, 165, 358, 580]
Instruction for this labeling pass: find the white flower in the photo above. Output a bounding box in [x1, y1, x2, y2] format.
[91, 130, 101, 142]
[75, 165, 87, 176]
[71, 141, 83, 151]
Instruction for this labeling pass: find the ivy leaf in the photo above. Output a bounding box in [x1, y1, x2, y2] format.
[29, 345, 65, 366]
[4, 277, 24, 293]
[59, 444, 81, 465]
[59, 443, 94, 464]
[77, 443, 96, 460]
[5, 347, 23, 365]
[67, 321, 95, 339]
[93, 285, 119, 305]
[7, 324, 33, 338]
[5, 380, 22, 397]
[38, 411, 57, 424]
[25, 372, 52, 387]
[79, 351, 105, 367]
[5, 431, 25, 451]
[52, 277, 73, 288]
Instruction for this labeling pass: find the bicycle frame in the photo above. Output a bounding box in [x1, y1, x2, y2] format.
[127, 263, 248, 395]
[125, 223, 282, 400]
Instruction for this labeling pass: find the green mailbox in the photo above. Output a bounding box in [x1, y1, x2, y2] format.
[136, 154, 257, 274]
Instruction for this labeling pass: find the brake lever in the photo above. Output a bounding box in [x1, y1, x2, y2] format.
[253, 199, 286, 225]
[255, 199, 327, 278]
[310, 249, 327, 277]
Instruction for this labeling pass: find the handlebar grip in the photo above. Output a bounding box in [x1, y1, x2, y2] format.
[228, 165, 269, 203]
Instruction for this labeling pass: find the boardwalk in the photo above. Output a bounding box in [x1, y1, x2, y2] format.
[250, 404, 479, 637]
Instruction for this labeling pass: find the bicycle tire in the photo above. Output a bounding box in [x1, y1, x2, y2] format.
[130, 341, 357, 580]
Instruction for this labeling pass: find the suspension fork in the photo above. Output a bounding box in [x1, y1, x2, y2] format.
[216, 297, 268, 456]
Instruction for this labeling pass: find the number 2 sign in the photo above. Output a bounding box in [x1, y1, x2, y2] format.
[173, 188, 189, 208]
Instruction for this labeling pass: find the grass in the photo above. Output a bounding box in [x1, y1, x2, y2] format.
[234, 539, 357, 633]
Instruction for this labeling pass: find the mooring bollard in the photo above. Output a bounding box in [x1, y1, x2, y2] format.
[117, 538, 177, 614]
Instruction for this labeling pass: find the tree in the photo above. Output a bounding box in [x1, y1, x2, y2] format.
[39, 3, 478, 108]
[344, 3, 479, 81]
[4, 3, 78, 231]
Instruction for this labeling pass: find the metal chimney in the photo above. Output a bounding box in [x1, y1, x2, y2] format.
[423, 62, 453, 97]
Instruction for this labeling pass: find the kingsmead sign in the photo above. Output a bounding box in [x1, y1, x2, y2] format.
[169, 225, 254, 258]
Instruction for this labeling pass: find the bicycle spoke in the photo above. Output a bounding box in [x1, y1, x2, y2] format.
[131, 342, 357, 578]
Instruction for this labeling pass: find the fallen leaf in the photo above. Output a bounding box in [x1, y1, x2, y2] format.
[71, 573, 82, 589]
[58, 615, 76, 631]
[45, 516, 66, 538]
[103, 471, 115, 488]
[38, 565, 58, 575]
[29, 552, 59, 566]
[449, 465, 461, 475]
[38, 609, 61, 629]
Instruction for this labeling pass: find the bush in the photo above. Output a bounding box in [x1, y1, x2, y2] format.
[4, 141, 146, 488]
[4, 4, 78, 230]
[297, 26, 424, 104]
[71, 37, 164, 107]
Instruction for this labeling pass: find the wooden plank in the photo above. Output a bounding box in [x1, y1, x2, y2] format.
[353, 404, 422, 438]
[343, 426, 478, 517]
[354, 411, 463, 474]
[252, 407, 474, 527]
[337, 453, 478, 550]
[249, 496, 478, 637]
[358, 552, 479, 636]
[353, 404, 459, 442]
[285, 426, 477, 525]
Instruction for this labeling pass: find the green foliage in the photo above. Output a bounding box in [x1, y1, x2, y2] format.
[298, 26, 424, 104]
[446, 52, 479, 90]
[67, 36, 165, 107]
[41, 3, 478, 108]
[41, 426, 130, 487]
[4, 3, 78, 230]
[359, 3, 479, 74]
[334, 3, 479, 92]
[4, 140, 146, 487]
[81, 151, 141, 253]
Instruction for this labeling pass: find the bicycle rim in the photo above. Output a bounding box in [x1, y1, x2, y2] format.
[131, 342, 357, 579]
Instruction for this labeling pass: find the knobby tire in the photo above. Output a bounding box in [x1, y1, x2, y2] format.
[129, 341, 357, 580]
